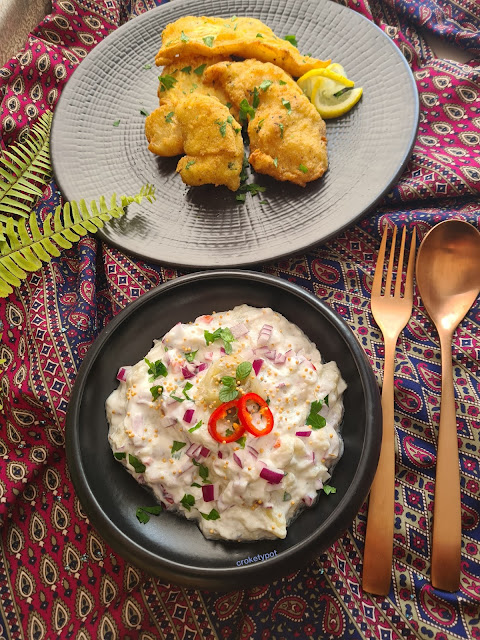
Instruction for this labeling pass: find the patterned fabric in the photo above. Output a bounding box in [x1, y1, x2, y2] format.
[0, 0, 479, 638]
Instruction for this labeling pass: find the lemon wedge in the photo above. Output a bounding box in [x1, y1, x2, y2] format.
[311, 77, 363, 119]
[297, 64, 354, 99]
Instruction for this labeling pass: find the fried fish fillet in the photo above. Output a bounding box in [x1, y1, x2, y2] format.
[175, 94, 244, 191]
[204, 59, 328, 186]
[155, 16, 330, 78]
[145, 55, 231, 156]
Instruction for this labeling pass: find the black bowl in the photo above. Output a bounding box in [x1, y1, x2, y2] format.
[66, 271, 381, 590]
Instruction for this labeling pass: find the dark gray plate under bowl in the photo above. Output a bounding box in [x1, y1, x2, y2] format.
[66, 271, 381, 590]
[51, 0, 419, 268]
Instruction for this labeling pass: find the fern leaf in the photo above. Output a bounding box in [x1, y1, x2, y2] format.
[0, 111, 53, 221]
[0, 185, 155, 296]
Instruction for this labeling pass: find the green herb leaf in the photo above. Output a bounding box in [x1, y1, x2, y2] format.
[299, 164, 308, 174]
[193, 63, 207, 75]
[180, 31, 189, 42]
[239, 98, 256, 122]
[324, 395, 329, 406]
[159, 74, 178, 91]
[306, 400, 326, 430]
[225, 428, 234, 436]
[282, 98, 292, 114]
[150, 385, 164, 400]
[239, 183, 266, 197]
[256, 33, 264, 38]
[200, 509, 220, 520]
[283, 34, 298, 47]
[228, 161, 237, 170]
[171, 441, 186, 455]
[259, 80, 272, 91]
[165, 111, 174, 123]
[333, 86, 354, 98]
[180, 494, 195, 511]
[203, 36, 215, 47]
[181, 65, 192, 74]
[192, 459, 210, 483]
[236, 361, 252, 380]
[221, 375, 236, 388]
[183, 381, 194, 401]
[185, 350, 198, 363]
[185, 159, 196, 170]
[237, 436, 246, 449]
[226, 101, 232, 109]
[283, 491, 291, 502]
[114, 452, 126, 460]
[219, 387, 239, 403]
[188, 420, 203, 433]
[113, 120, 120, 127]
[215, 119, 227, 137]
[169, 392, 185, 403]
[140, 108, 149, 116]
[191, 482, 202, 488]
[236, 192, 246, 203]
[278, 123, 284, 138]
[273, 157, 278, 168]
[323, 485, 337, 495]
[256, 118, 265, 133]
[204, 327, 235, 353]
[136, 505, 162, 524]
[266, 397, 271, 405]
[128, 454, 146, 473]
[252, 87, 260, 109]
[278, 80, 287, 85]
[144, 358, 168, 381]
[143, 63, 152, 69]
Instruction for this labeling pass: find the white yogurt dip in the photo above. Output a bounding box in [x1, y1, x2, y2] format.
[106, 305, 346, 540]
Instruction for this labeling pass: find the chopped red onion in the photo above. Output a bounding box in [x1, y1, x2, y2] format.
[274, 352, 286, 364]
[197, 362, 208, 372]
[284, 349, 295, 359]
[304, 495, 315, 507]
[178, 462, 194, 476]
[276, 382, 286, 389]
[220, 347, 226, 354]
[233, 453, 243, 468]
[182, 365, 196, 379]
[199, 446, 210, 458]
[252, 359, 264, 376]
[116, 366, 130, 382]
[164, 352, 171, 365]
[131, 414, 144, 435]
[183, 409, 195, 424]
[247, 446, 259, 458]
[260, 467, 284, 484]
[202, 485, 215, 502]
[204, 351, 214, 361]
[295, 431, 311, 437]
[254, 346, 269, 354]
[264, 349, 276, 361]
[257, 324, 273, 346]
[186, 444, 201, 458]
[312, 451, 316, 462]
[217, 451, 223, 459]
[305, 359, 316, 370]
[230, 322, 249, 338]
[160, 417, 177, 429]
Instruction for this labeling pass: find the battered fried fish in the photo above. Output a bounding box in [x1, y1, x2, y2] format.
[204, 59, 328, 186]
[155, 16, 330, 78]
[175, 94, 244, 191]
[145, 56, 231, 157]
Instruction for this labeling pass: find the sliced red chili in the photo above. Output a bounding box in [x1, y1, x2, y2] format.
[238, 393, 274, 437]
[208, 399, 246, 444]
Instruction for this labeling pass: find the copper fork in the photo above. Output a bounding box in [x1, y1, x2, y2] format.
[363, 225, 416, 595]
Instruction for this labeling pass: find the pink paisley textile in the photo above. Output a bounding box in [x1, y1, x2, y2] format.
[0, 1, 479, 639]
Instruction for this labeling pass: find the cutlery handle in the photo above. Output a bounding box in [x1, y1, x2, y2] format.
[431, 333, 461, 592]
[363, 338, 396, 595]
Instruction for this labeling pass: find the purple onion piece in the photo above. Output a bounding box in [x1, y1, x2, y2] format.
[182, 365, 195, 379]
[186, 444, 201, 458]
[252, 359, 264, 376]
[197, 362, 208, 372]
[202, 485, 215, 502]
[183, 409, 195, 424]
[247, 446, 258, 458]
[199, 446, 210, 458]
[233, 453, 243, 468]
[259, 467, 284, 484]
[116, 366, 130, 382]
[230, 322, 249, 338]
[295, 430, 311, 437]
[264, 349, 276, 361]
[274, 352, 286, 364]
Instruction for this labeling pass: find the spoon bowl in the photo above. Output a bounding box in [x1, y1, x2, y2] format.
[416, 219, 480, 592]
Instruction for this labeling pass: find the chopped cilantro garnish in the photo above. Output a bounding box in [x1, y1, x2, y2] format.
[324, 395, 329, 406]
[169, 391, 185, 402]
[193, 63, 207, 75]
[299, 164, 308, 174]
[283, 491, 291, 502]
[136, 505, 162, 523]
[231, 15, 237, 21]
[204, 327, 235, 354]
[306, 400, 326, 430]
[259, 79, 272, 91]
[113, 119, 120, 127]
[226, 101, 232, 109]
[181, 65, 192, 74]
[140, 108, 149, 116]
[215, 119, 227, 137]
[180, 494, 195, 511]
[189, 83, 198, 93]
[143, 63, 152, 69]
[259, 200, 267, 204]
[273, 157, 278, 167]
[182, 382, 194, 401]
[283, 34, 298, 47]
[278, 80, 287, 85]
[236, 192, 246, 203]
[165, 111, 174, 123]
[171, 441, 186, 455]
[188, 420, 203, 433]
[252, 86, 260, 109]
[185, 350, 198, 362]
[228, 161, 237, 170]
[278, 123, 284, 138]
[236, 361, 252, 380]
[237, 436, 246, 449]
[114, 452, 126, 460]
[159, 74, 178, 91]
[144, 358, 168, 381]
[256, 33, 264, 38]
[282, 98, 292, 114]
[200, 509, 220, 520]
[266, 397, 271, 405]
[203, 36, 215, 47]
[180, 31, 189, 42]
[225, 427, 234, 437]
[150, 385, 164, 400]
[192, 459, 211, 483]
[256, 118, 265, 133]
[236, 183, 266, 199]
[185, 159, 196, 170]
[128, 454, 146, 473]
[323, 485, 337, 495]
[239, 98, 256, 122]
[191, 482, 202, 488]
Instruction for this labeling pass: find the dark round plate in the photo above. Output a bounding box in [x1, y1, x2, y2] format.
[66, 271, 381, 590]
[51, 0, 419, 268]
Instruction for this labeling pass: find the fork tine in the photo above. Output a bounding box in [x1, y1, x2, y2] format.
[394, 227, 407, 297]
[372, 226, 389, 296]
[384, 225, 397, 296]
[404, 228, 416, 300]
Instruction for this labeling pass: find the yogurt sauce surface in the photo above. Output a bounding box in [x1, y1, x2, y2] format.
[106, 305, 346, 540]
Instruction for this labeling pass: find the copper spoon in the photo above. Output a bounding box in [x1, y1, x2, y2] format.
[416, 219, 480, 592]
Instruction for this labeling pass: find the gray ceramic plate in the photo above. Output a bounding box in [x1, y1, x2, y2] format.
[65, 271, 381, 589]
[51, 0, 418, 268]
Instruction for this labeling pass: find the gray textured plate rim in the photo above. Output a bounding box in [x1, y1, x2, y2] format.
[65, 271, 382, 590]
[51, 0, 419, 269]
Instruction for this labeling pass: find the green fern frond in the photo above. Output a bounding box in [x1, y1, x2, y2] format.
[0, 112, 53, 233]
[0, 184, 156, 297]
